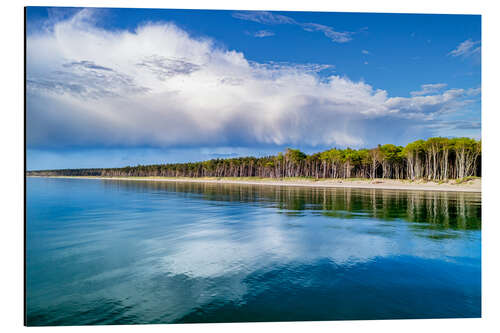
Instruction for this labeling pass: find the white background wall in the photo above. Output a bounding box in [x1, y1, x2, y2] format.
[2, 0, 499, 332]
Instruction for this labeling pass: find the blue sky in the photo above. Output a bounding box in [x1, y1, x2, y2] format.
[26, 7, 481, 170]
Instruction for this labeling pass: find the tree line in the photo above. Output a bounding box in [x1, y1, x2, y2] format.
[27, 137, 481, 180]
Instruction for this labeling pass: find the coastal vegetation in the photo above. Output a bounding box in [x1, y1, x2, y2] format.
[28, 137, 481, 180]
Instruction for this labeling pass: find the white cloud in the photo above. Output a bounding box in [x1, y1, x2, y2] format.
[361, 49, 370, 55]
[410, 83, 448, 96]
[386, 88, 477, 119]
[27, 9, 479, 150]
[232, 11, 296, 25]
[448, 39, 481, 58]
[233, 11, 353, 43]
[467, 87, 481, 96]
[248, 30, 275, 38]
[300, 22, 353, 43]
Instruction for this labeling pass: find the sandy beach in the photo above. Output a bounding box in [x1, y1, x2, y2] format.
[28, 176, 482, 193]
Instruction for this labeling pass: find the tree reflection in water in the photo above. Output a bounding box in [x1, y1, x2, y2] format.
[102, 180, 481, 231]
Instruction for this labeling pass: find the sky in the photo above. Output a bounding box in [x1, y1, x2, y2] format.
[26, 7, 481, 170]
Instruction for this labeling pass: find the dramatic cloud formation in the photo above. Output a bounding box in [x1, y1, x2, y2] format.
[233, 11, 353, 43]
[448, 39, 481, 59]
[27, 9, 480, 151]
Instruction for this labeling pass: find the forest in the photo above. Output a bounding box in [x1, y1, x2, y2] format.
[27, 137, 481, 180]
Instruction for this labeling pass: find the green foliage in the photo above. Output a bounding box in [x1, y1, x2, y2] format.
[455, 176, 480, 184]
[28, 137, 481, 180]
[285, 148, 307, 164]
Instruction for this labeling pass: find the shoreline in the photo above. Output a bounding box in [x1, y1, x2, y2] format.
[26, 176, 482, 193]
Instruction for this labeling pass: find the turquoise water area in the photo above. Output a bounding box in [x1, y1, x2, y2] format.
[26, 177, 481, 325]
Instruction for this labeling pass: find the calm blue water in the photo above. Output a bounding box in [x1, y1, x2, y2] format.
[26, 177, 481, 325]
